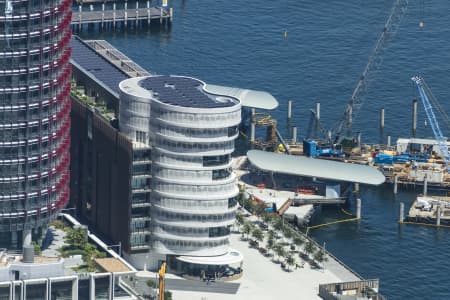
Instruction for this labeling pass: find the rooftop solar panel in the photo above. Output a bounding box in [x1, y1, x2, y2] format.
[70, 37, 130, 95]
[138, 76, 238, 109]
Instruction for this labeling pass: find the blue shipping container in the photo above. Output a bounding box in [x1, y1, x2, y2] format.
[375, 153, 393, 164]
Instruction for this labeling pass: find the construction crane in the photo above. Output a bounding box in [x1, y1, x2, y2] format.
[411, 76, 450, 173]
[158, 261, 167, 300]
[332, 0, 409, 144]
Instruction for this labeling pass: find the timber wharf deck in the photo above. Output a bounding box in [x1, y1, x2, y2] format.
[71, 6, 172, 29]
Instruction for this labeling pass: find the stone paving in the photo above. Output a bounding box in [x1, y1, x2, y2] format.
[41, 226, 84, 274]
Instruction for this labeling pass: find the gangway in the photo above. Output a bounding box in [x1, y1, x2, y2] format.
[291, 198, 346, 205]
[411, 76, 450, 173]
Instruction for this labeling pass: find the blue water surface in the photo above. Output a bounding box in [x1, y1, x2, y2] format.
[76, 1, 450, 298]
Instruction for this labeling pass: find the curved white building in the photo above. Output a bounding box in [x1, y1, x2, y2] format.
[119, 75, 242, 269]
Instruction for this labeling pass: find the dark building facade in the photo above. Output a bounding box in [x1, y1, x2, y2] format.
[70, 97, 141, 258]
[0, 0, 72, 247]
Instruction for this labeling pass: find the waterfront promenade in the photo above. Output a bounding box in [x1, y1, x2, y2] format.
[170, 231, 358, 300]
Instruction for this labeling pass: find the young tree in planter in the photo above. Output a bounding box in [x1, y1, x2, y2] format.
[272, 217, 284, 232]
[266, 236, 275, 256]
[242, 222, 253, 240]
[293, 235, 304, 251]
[283, 226, 294, 240]
[274, 244, 287, 263]
[262, 211, 272, 224]
[251, 227, 264, 245]
[314, 248, 329, 268]
[304, 240, 316, 259]
[285, 254, 295, 271]
[235, 213, 244, 232]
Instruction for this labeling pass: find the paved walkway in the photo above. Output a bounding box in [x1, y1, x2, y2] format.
[41, 226, 66, 258]
[171, 232, 345, 300]
[41, 226, 85, 275]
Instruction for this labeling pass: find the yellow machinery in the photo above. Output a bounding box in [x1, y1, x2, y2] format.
[158, 262, 167, 300]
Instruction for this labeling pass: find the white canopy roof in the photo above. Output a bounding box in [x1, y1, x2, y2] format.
[247, 150, 385, 185]
[177, 249, 243, 265]
[203, 84, 279, 110]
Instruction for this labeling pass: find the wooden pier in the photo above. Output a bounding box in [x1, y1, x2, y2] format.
[71, 3, 172, 30]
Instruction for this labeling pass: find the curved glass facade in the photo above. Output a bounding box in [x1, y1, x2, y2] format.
[0, 0, 71, 235]
[119, 76, 241, 257]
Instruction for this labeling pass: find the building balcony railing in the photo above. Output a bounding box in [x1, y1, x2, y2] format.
[131, 202, 151, 209]
[131, 216, 151, 222]
[130, 244, 150, 250]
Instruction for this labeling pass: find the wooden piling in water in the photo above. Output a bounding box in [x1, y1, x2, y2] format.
[292, 126, 297, 144]
[316, 101, 321, 121]
[399, 202, 404, 223]
[394, 174, 398, 194]
[436, 205, 441, 226]
[412, 98, 417, 137]
[380, 107, 385, 130]
[356, 198, 361, 219]
[424, 175, 428, 196]
[287, 100, 292, 120]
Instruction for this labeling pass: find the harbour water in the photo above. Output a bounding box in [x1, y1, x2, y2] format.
[76, 0, 450, 298]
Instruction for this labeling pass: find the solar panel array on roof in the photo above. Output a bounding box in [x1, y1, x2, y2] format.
[139, 76, 237, 108]
[70, 37, 130, 95]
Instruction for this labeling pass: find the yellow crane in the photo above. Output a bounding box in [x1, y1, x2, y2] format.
[158, 262, 167, 300]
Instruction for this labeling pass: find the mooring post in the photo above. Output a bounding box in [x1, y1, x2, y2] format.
[354, 183, 359, 193]
[170, 7, 173, 22]
[292, 126, 297, 144]
[424, 175, 428, 196]
[250, 123, 255, 144]
[412, 98, 417, 137]
[316, 101, 320, 121]
[356, 131, 361, 148]
[356, 198, 361, 219]
[399, 202, 404, 223]
[380, 107, 385, 130]
[287, 100, 292, 120]
[101, 3, 105, 28]
[250, 109, 256, 144]
[113, 2, 116, 28]
[78, 4, 82, 25]
[124, 0, 128, 28]
[160, 7, 163, 24]
[436, 204, 441, 226]
[394, 174, 398, 194]
[147, 0, 151, 24]
[436, 205, 441, 226]
[387, 135, 391, 148]
[136, 1, 139, 27]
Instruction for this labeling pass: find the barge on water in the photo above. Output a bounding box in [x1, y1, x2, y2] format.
[404, 195, 450, 226]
